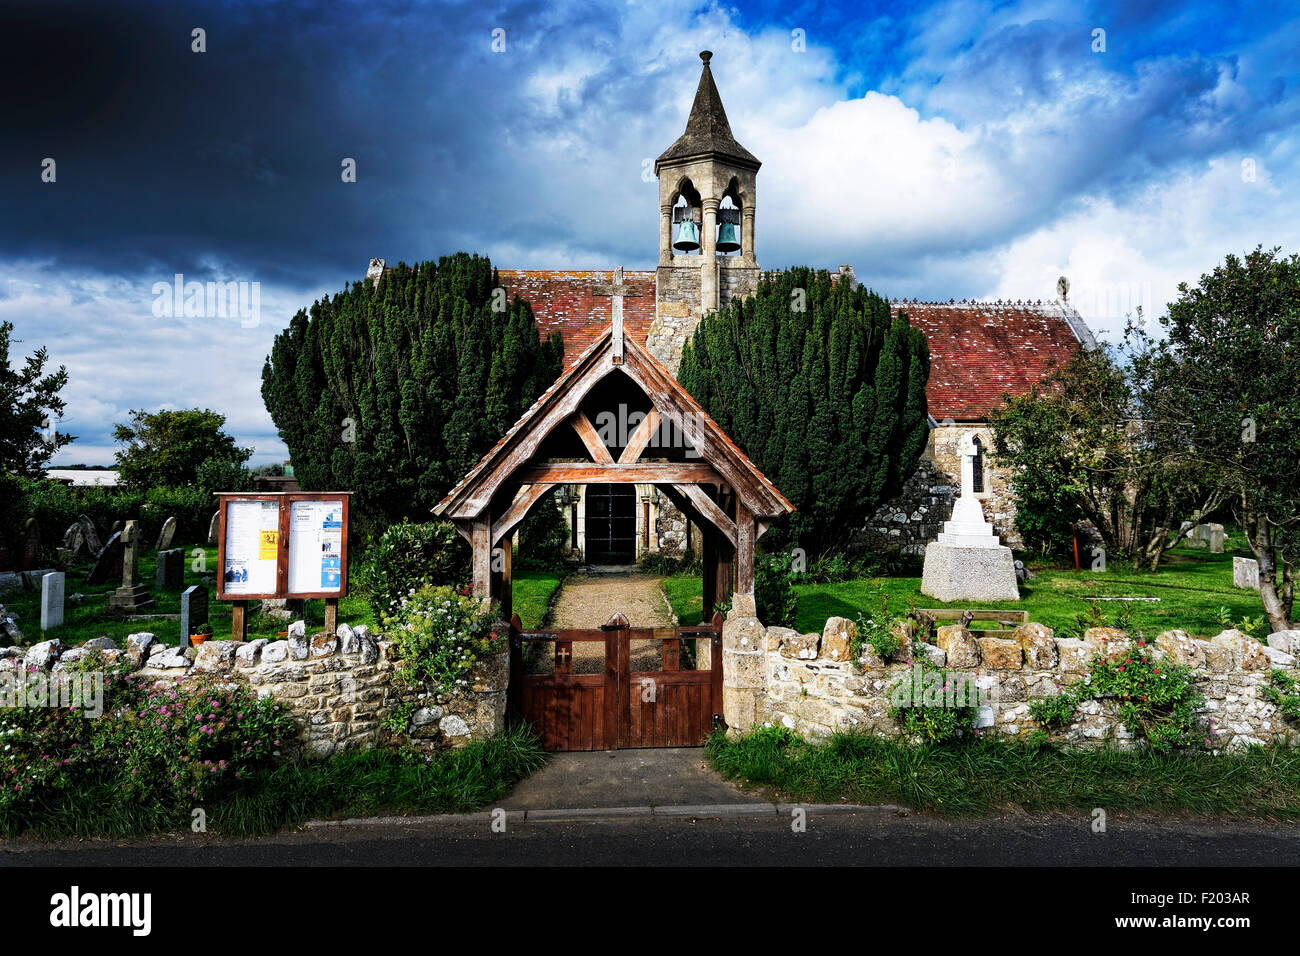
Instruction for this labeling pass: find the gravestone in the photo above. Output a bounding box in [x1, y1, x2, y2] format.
[40, 571, 65, 631]
[179, 585, 209, 647]
[1208, 523, 1225, 554]
[84, 531, 124, 585]
[920, 432, 1019, 602]
[106, 521, 154, 610]
[109, 520, 123, 539]
[156, 548, 184, 590]
[19, 518, 39, 570]
[78, 515, 103, 555]
[207, 510, 220, 545]
[61, 522, 84, 559]
[1234, 556, 1261, 590]
[155, 516, 177, 552]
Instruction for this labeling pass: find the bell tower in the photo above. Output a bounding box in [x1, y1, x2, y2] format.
[649, 51, 761, 374]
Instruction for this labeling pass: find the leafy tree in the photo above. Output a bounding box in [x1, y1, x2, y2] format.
[678, 268, 930, 554]
[1132, 246, 1300, 632]
[0, 320, 74, 475]
[261, 254, 563, 524]
[989, 344, 1227, 568]
[113, 408, 251, 490]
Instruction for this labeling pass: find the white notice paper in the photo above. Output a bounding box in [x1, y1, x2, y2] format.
[288, 499, 344, 594]
[223, 499, 280, 595]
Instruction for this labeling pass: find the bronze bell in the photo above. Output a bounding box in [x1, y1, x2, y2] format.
[673, 218, 700, 252]
[716, 220, 740, 253]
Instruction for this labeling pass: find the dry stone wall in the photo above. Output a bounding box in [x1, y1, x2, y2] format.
[12, 623, 508, 759]
[722, 607, 1300, 751]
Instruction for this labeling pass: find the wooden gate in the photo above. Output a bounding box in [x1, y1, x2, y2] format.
[508, 612, 724, 751]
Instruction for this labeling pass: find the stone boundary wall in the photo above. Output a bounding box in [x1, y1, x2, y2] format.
[722, 602, 1300, 751]
[7, 624, 508, 759]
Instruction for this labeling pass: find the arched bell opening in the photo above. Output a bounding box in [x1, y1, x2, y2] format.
[672, 180, 702, 254]
[717, 193, 742, 256]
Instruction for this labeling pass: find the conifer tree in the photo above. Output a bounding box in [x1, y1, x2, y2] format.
[261, 254, 563, 524]
[678, 268, 930, 554]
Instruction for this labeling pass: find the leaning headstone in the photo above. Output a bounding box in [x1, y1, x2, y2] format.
[1234, 556, 1261, 590]
[155, 516, 177, 552]
[156, 548, 184, 590]
[19, 518, 39, 571]
[78, 515, 103, 555]
[106, 521, 153, 611]
[179, 585, 209, 647]
[40, 571, 65, 631]
[1209, 523, 1225, 554]
[60, 523, 84, 560]
[84, 531, 124, 585]
[207, 511, 221, 546]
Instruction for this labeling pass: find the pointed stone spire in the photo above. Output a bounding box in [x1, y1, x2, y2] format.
[655, 51, 760, 173]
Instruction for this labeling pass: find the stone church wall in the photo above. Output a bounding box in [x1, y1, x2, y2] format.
[722, 599, 1300, 751]
[22, 626, 507, 759]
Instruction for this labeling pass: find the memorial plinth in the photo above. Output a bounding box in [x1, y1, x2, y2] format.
[921, 433, 1019, 602]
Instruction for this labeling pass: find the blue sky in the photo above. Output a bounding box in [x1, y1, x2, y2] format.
[2, 0, 1296, 465]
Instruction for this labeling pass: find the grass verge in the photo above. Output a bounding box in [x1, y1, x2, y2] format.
[707, 727, 1300, 818]
[1, 724, 547, 840]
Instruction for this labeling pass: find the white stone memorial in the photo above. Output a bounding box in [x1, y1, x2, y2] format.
[920, 432, 1020, 602]
[41, 571, 65, 631]
[1234, 556, 1260, 590]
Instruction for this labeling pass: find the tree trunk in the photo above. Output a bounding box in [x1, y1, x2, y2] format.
[1246, 511, 1293, 634]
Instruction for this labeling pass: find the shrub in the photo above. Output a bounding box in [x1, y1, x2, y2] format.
[755, 551, 798, 628]
[380, 585, 505, 701]
[886, 653, 978, 744]
[359, 521, 469, 618]
[1028, 637, 1204, 752]
[0, 656, 297, 824]
[142, 484, 215, 544]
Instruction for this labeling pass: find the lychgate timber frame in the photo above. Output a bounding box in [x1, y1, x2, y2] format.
[432, 321, 794, 621]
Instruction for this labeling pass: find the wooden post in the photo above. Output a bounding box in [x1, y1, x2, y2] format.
[471, 514, 492, 600]
[507, 614, 523, 720]
[702, 531, 717, 625]
[735, 504, 755, 596]
[231, 599, 247, 642]
[499, 532, 513, 623]
[324, 597, 338, 637]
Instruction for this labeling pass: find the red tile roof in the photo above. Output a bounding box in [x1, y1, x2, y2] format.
[479, 269, 1089, 423]
[895, 299, 1085, 422]
[496, 270, 657, 370]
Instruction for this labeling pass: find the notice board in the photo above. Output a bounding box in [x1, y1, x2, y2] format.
[216, 492, 350, 601]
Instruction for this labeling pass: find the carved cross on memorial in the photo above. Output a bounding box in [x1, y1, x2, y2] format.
[107, 520, 155, 611]
[593, 266, 642, 366]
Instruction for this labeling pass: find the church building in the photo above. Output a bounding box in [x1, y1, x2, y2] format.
[371, 51, 1095, 564]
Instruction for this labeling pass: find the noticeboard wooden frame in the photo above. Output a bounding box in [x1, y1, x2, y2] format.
[215, 492, 351, 602]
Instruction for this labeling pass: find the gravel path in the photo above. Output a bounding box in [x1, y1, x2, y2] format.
[549, 571, 673, 629]
[544, 572, 675, 673]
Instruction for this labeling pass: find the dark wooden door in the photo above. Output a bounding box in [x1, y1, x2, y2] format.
[509, 613, 723, 751]
[585, 483, 636, 564]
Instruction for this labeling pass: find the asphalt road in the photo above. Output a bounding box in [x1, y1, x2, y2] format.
[5, 809, 1299, 867]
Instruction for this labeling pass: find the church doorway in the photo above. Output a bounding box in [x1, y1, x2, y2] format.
[585, 484, 636, 564]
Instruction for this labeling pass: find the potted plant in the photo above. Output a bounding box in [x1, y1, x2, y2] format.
[191, 622, 213, 646]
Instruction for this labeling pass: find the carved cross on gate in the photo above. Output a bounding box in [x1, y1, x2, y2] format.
[555, 644, 572, 669]
[593, 266, 643, 366]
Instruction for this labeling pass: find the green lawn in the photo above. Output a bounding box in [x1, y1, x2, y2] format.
[666, 540, 1266, 640]
[511, 569, 564, 629]
[2, 544, 377, 648]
